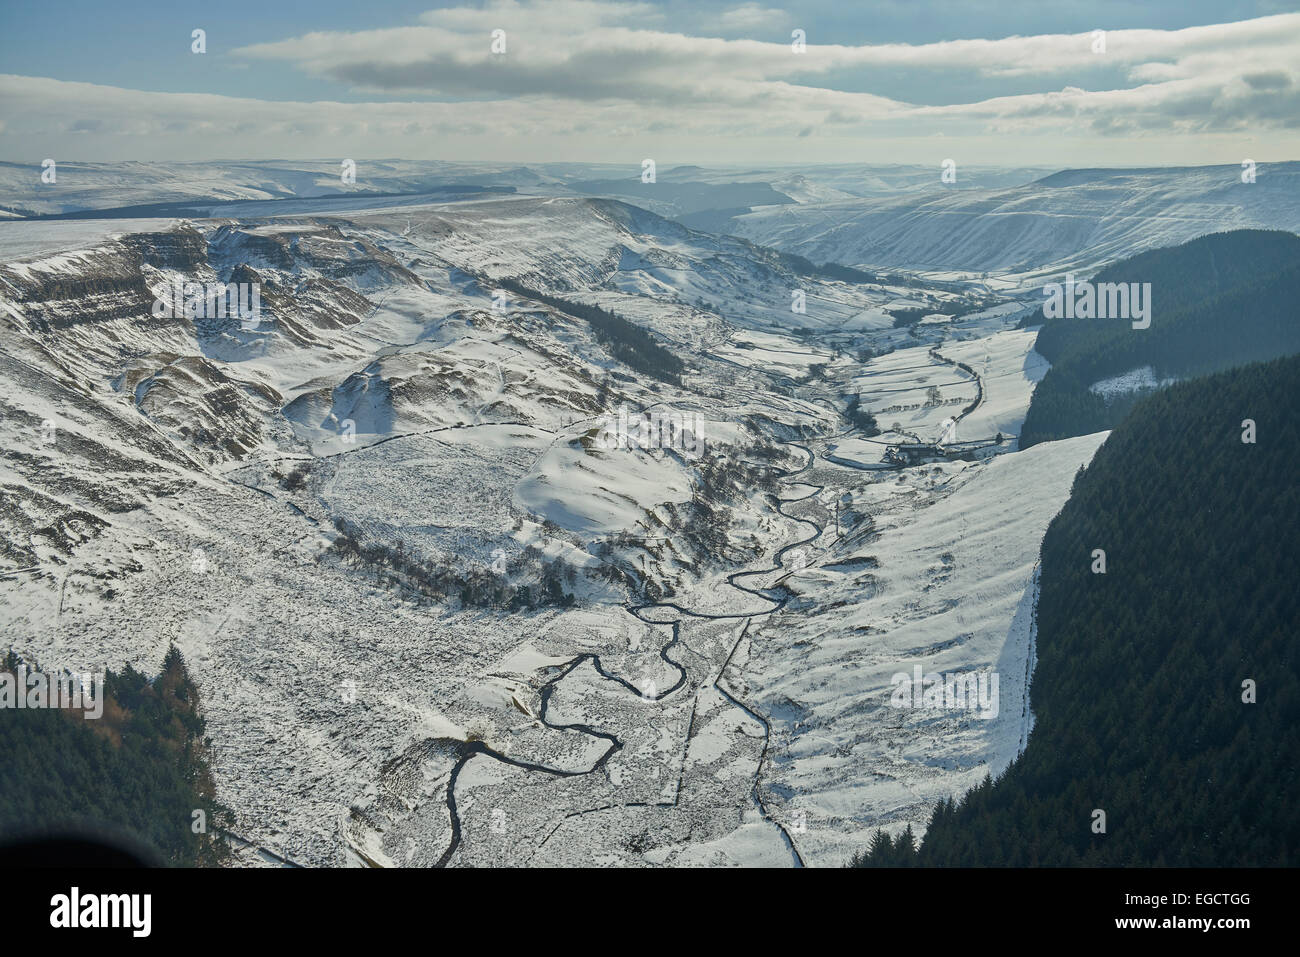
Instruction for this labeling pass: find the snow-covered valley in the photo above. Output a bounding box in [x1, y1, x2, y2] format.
[1, 182, 1136, 866]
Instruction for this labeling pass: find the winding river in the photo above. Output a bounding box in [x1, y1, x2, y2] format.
[430, 442, 825, 867]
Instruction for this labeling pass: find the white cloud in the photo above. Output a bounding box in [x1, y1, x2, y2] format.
[3, 4, 1297, 164]
[712, 4, 789, 32]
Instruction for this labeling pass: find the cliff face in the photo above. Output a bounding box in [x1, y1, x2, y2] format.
[0, 226, 213, 332]
[1, 245, 156, 332]
[121, 226, 210, 271]
[0, 219, 404, 571]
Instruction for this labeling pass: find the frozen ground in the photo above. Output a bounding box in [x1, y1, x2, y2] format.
[1, 187, 1113, 867]
[0, 218, 179, 262]
[741, 431, 1107, 864]
[1088, 365, 1179, 398]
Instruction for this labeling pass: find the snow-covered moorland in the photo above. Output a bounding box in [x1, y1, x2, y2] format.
[2, 184, 1108, 866]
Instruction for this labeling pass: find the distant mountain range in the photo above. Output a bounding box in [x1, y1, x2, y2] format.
[7, 161, 1296, 292]
[728, 163, 1300, 281]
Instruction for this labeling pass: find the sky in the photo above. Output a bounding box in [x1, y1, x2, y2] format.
[1, 0, 1298, 167]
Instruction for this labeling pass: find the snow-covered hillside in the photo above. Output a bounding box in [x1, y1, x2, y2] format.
[742, 431, 1107, 865]
[729, 163, 1300, 283]
[0, 159, 567, 217]
[1, 180, 1116, 867]
[0, 159, 1055, 218]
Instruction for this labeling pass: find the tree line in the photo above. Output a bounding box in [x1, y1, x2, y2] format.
[496, 279, 686, 385]
[0, 646, 233, 866]
[325, 517, 577, 610]
[1021, 229, 1300, 448]
[854, 355, 1300, 866]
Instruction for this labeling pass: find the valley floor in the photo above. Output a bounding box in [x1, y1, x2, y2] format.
[0, 203, 1109, 866]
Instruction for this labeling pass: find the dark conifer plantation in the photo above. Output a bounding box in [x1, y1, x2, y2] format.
[856, 355, 1300, 866]
[1020, 229, 1300, 448]
[0, 646, 233, 865]
[496, 279, 686, 384]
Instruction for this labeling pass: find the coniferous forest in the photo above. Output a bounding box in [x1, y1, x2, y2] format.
[0, 647, 232, 865]
[855, 355, 1300, 866]
[496, 278, 686, 384]
[1020, 229, 1300, 448]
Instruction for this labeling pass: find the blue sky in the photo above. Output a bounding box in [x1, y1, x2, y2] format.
[1, 0, 1297, 164]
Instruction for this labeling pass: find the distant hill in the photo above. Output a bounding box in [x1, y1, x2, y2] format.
[729, 163, 1300, 275]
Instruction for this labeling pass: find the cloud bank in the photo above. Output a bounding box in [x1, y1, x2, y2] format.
[2, 2, 1296, 163]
